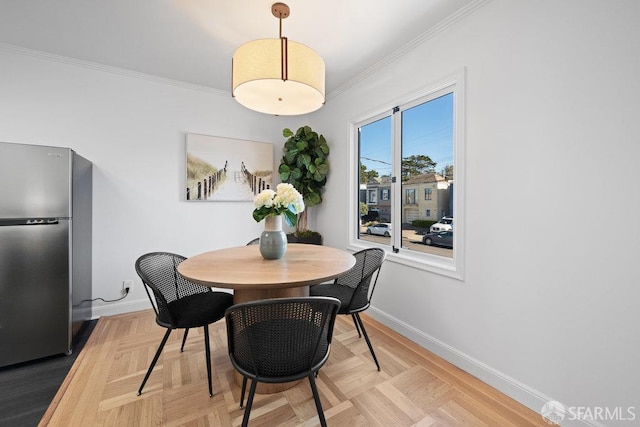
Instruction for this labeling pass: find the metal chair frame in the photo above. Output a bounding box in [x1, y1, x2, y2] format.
[225, 297, 341, 427]
[135, 252, 233, 397]
[311, 247, 385, 370]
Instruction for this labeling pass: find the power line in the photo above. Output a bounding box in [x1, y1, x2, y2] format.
[361, 156, 391, 165]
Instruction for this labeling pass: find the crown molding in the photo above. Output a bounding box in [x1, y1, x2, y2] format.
[327, 0, 492, 101]
[0, 42, 229, 98]
[2, 0, 491, 103]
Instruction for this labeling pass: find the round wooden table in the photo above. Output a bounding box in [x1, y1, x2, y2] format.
[177, 243, 356, 394]
[178, 243, 356, 304]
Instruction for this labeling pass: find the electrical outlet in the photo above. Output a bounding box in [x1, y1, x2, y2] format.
[123, 280, 133, 294]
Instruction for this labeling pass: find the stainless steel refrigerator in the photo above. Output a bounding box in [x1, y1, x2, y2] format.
[0, 141, 92, 367]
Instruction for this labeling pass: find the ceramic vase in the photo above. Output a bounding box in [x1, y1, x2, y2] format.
[259, 215, 287, 260]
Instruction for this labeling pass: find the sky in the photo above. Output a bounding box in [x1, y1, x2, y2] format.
[360, 92, 454, 177]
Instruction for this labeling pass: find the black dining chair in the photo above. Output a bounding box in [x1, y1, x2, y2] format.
[246, 237, 260, 245]
[225, 297, 341, 427]
[309, 247, 385, 370]
[135, 252, 233, 397]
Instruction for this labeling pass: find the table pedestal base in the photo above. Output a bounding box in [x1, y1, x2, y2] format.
[232, 285, 309, 304]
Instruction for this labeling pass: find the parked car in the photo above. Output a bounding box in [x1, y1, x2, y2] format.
[365, 222, 392, 237]
[430, 216, 453, 233]
[361, 208, 380, 223]
[422, 230, 453, 248]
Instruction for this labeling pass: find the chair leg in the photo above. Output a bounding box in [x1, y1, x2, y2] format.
[351, 314, 362, 338]
[203, 325, 213, 397]
[241, 379, 257, 427]
[180, 328, 189, 352]
[308, 373, 327, 427]
[240, 376, 247, 408]
[137, 328, 172, 396]
[355, 313, 380, 371]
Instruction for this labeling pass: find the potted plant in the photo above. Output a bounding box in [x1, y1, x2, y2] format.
[278, 126, 329, 245]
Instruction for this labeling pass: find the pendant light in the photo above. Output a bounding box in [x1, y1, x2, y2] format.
[231, 3, 325, 116]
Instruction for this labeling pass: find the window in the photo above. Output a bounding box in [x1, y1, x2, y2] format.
[406, 189, 416, 204]
[351, 71, 465, 278]
[367, 189, 377, 204]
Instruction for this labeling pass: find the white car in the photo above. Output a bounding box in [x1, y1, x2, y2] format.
[430, 217, 453, 233]
[366, 223, 392, 237]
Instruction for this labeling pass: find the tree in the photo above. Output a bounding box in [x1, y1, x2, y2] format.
[401, 154, 437, 181]
[442, 164, 454, 180]
[360, 164, 379, 184]
[360, 202, 369, 215]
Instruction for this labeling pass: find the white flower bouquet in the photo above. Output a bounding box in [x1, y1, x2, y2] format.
[252, 183, 305, 227]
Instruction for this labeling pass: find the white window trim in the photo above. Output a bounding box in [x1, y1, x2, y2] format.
[347, 69, 466, 280]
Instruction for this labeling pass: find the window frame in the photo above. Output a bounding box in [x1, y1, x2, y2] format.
[348, 70, 466, 279]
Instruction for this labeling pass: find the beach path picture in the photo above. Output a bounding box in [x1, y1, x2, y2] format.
[186, 134, 273, 201]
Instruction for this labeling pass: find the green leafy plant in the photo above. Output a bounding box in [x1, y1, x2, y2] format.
[294, 229, 321, 238]
[412, 219, 438, 229]
[278, 126, 329, 232]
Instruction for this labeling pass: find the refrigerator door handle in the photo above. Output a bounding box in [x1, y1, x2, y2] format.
[0, 218, 60, 226]
[26, 219, 60, 225]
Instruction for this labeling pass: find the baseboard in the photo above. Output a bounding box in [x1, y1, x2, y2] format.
[367, 306, 598, 427]
[90, 297, 151, 319]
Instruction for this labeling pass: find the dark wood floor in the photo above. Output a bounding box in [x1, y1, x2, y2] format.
[0, 320, 96, 426]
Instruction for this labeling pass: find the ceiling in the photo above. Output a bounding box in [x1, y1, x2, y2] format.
[0, 0, 476, 97]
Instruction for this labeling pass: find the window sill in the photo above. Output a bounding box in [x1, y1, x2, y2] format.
[347, 240, 464, 281]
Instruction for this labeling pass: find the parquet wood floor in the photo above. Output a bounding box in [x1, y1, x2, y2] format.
[40, 309, 548, 426]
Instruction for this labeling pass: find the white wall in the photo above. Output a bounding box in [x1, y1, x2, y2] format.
[2, 1, 639, 424]
[0, 48, 304, 316]
[313, 0, 640, 425]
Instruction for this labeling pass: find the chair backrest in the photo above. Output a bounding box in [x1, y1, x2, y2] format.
[225, 297, 341, 381]
[135, 252, 210, 327]
[336, 248, 385, 311]
[246, 238, 260, 245]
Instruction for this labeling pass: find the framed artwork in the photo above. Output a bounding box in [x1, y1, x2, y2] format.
[185, 133, 274, 201]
